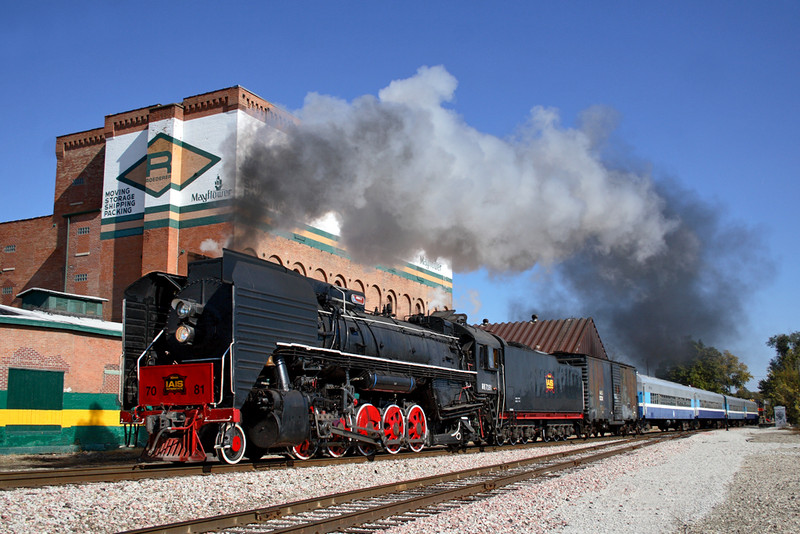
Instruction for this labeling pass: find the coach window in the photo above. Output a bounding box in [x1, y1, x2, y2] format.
[479, 345, 488, 368]
[490, 347, 500, 370]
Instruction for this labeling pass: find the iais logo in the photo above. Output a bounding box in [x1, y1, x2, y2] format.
[545, 373, 555, 393]
[163, 373, 187, 395]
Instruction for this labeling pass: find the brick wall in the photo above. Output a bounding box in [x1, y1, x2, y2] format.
[0, 216, 60, 306]
[100, 233, 143, 321]
[0, 323, 120, 393]
[54, 128, 105, 219]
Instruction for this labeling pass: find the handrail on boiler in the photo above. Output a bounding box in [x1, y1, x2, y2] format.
[136, 329, 165, 381]
[214, 343, 233, 406]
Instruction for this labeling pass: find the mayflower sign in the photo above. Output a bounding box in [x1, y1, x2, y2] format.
[191, 176, 233, 203]
[100, 109, 249, 240]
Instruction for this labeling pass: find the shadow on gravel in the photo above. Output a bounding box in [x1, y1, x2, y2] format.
[0, 448, 144, 470]
[746, 427, 800, 444]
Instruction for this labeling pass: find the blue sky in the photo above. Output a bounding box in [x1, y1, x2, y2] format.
[2, 2, 797, 388]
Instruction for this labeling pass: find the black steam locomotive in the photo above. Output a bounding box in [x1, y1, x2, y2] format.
[120, 250, 637, 463]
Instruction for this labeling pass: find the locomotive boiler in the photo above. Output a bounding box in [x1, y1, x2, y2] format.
[119, 250, 593, 463]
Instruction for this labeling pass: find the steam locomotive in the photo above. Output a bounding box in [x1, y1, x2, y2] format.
[119, 250, 639, 463]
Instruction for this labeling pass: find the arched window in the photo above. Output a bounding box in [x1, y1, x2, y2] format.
[313, 269, 327, 283]
[415, 299, 425, 315]
[402, 294, 412, 318]
[268, 255, 283, 266]
[386, 290, 397, 316]
[352, 279, 365, 295]
[292, 262, 306, 276]
[243, 247, 257, 257]
[333, 275, 347, 288]
[368, 285, 381, 314]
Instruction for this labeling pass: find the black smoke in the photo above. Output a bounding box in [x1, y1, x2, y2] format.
[518, 179, 773, 371]
[230, 66, 772, 370]
[231, 66, 674, 272]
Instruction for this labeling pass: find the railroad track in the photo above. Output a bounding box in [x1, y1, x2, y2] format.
[119, 432, 686, 534]
[0, 435, 626, 490]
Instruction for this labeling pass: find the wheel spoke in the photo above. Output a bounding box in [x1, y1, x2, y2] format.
[326, 417, 351, 458]
[290, 439, 318, 460]
[382, 405, 404, 454]
[356, 403, 381, 456]
[405, 405, 427, 453]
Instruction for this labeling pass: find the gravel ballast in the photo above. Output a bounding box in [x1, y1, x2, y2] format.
[0, 428, 796, 533]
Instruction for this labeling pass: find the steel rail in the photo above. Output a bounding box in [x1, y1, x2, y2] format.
[118, 433, 684, 534]
[0, 434, 627, 490]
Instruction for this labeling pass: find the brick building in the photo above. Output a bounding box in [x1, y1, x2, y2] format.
[0, 303, 123, 452]
[0, 86, 452, 453]
[0, 85, 452, 322]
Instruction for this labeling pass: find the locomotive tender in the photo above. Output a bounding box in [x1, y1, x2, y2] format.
[118, 250, 753, 464]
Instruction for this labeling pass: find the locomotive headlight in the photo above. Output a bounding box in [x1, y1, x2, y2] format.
[175, 324, 195, 343]
[175, 300, 192, 319]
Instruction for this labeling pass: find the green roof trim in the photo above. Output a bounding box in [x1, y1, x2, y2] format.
[0, 316, 121, 337]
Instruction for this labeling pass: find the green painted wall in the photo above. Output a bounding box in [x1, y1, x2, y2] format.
[0, 391, 146, 454]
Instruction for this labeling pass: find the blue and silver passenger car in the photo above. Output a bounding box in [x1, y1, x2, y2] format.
[637, 374, 696, 430]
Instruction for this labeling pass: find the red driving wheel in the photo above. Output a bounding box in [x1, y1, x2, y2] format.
[326, 417, 352, 458]
[355, 403, 381, 456]
[406, 404, 427, 452]
[381, 404, 405, 454]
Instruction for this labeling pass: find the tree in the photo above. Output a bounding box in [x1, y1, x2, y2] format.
[660, 340, 752, 394]
[759, 332, 800, 424]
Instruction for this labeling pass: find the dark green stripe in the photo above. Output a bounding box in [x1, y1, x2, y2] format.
[101, 212, 144, 225]
[5, 425, 61, 433]
[302, 224, 340, 242]
[100, 227, 144, 240]
[63, 393, 121, 411]
[0, 426, 141, 452]
[142, 213, 231, 230]
[143, 198, 232, 215]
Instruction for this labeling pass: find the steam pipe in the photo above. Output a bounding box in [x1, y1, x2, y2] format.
[274, 354, 291, 391]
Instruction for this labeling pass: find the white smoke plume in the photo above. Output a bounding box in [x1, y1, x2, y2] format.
[234, 66, 675, 273]
[426, 287, 452, 313]
[199, 236, 231, 256]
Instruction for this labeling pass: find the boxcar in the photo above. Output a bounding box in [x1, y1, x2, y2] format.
[555, 354, 638, 435]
